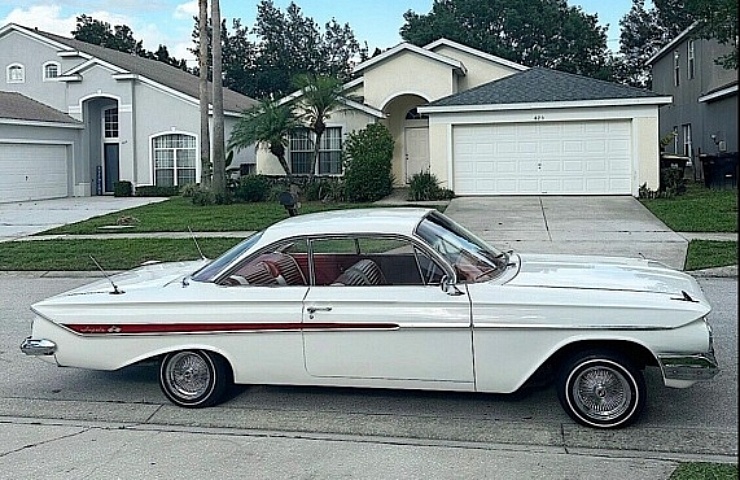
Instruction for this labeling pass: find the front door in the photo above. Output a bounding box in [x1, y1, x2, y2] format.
[103, 143, 120, 194]
[404, 126, 430, 183]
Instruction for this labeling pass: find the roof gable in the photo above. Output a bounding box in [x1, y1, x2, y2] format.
[3, 24, 257, 113]
[425, 67, 667, 108]
[423, 38, 527, 72]
[354, 42, 467, 75]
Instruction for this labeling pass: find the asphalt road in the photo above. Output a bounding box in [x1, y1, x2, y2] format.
[0, 273, 736, 477]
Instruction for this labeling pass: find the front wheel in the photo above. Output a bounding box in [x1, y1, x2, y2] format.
[557, 350, 645, 428]
[159, 350, 232, 408]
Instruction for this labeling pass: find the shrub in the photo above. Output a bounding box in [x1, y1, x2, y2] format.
[135, 185, 180, 197]
[192, 188, 216, 206]
[235, 175, 270, 202]
[659, 167, 687, 198]
[180, 183, 200, 198]
[113, 181, 133, 197]
[303, 178, 345, 202]
[343, 124, 394, 202]
[408, 172, 455, 201]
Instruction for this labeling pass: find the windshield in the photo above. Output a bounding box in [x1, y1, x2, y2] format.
[415, 211, 508, 283]
[190, 231, 264, 282]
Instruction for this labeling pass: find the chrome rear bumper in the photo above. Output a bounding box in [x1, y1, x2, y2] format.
[20, 337, 57, 356]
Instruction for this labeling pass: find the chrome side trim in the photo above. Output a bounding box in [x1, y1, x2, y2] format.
[658, 349, 719, 382]
[20, 337, 57, 356]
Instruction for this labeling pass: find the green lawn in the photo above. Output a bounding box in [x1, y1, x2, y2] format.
[670, 462, 738, 479]
[0, 238, 242, 271]
[685, 240, 738, 271]
[641, 182, 738, 232]
[40, 197, 381, 235]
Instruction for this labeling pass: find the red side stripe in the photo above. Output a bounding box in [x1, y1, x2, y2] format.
[63, 322, 399, 335]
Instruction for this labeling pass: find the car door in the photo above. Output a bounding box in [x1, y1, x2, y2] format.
[302, 235, 474, 385]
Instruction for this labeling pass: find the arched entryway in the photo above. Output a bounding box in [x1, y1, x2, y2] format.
[382, 94, 430, 184]
[81, 96, 119, 195]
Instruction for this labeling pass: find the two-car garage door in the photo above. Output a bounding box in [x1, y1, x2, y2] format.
[453, 120, 633, 195]
[0, 142, 69, 203]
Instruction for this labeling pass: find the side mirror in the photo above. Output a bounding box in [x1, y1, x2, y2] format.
[440, 275, 464, 296]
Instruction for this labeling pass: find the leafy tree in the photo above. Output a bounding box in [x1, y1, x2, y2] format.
[72, 15, 190, 72]
[686, 0, 738, 69]
[191, 1, 367, 98]
[228, 99, 300, 182]
[292, 74, 345, 180]
[614, 0, 665, 88]
[399, 0, 612, 79]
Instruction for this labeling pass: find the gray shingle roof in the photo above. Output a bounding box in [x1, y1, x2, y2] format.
[429, 67, 663, 107]
[33, 29, 257, 113]
[0, 91, 81, 124]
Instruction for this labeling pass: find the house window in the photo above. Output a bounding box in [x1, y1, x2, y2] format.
[103, 107, 119, 138]
[43, 62, 60, 80]
[687, 40, 695, 80]
[673, 51, 680, 87]
[682, 124, 692, 158]
[152, 133, 197, 186]
[289, 127, 343, 175]
[6, 63, 24, 83]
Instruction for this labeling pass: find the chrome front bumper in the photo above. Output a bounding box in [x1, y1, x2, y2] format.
[20, 337, 57, 356]
[657, 349, 719, 382]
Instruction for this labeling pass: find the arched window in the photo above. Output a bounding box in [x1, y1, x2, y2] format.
[43, 62, 60, 80]
[6, 64, 24, 83]
[152, 133, 197, 186]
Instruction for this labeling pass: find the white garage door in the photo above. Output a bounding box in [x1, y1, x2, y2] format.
[0, 143, 69, 203]
[453, 121, 633, 195]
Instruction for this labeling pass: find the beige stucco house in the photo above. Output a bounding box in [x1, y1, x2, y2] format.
[260, 38, 672, 196]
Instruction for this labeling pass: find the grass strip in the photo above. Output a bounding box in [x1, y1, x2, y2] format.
[0, 238, 242, 271]
[641, 183, 737, 232]
[685, 240, 738, 271]
[669, 462, 738, 479]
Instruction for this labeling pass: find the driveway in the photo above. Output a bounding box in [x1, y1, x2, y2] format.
[0, 196, 167, 242]
[444, 196, 688, 269]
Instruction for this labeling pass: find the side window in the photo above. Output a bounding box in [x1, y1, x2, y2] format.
[6, 64, 24, 83]
[311, 236, 445, 286]
[222, 239, 309, 287]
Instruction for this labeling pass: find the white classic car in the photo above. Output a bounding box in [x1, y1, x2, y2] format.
[21, 208, 718, 428]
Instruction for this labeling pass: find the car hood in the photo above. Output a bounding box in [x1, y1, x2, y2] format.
[510, 253, 707, 300]
[45, 259, 210, 298]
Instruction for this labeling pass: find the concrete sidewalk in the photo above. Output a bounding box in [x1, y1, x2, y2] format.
[0, 418, 688, 480]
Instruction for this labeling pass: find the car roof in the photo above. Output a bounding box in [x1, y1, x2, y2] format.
[260, 208, 434, 243]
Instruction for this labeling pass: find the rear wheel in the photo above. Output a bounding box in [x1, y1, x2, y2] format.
[557, 350, 645, 428]
[159, 350, 232, 408]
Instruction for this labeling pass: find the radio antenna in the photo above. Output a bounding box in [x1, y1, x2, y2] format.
[188, 226, 206, 260]
[89, 255, 124, 295]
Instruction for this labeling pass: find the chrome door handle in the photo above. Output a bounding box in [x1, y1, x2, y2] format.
[306, 306, 332, 314]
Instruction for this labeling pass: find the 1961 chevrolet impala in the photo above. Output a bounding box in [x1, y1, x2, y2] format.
[21, 208, 718, 428]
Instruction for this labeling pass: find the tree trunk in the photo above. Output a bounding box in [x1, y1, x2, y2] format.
[211, 0, 226, 197]
[198, 0, 211, 187]
[308, 123, 326, 182]
[270, 144, 294, 184]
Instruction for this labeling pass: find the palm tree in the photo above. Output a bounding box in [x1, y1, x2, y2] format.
[210, 0, 226, 196]
[228, 98, 299, 183]
[293, 74, 344, 180]
[197, 0, 210, 187]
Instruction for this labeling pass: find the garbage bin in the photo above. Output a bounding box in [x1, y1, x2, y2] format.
[701, 152, 739, 189]
[660, 154, 689, 179]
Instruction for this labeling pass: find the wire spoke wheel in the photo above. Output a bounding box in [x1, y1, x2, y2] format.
[558, 350, 645, 428]
[159, 350, 231, 408]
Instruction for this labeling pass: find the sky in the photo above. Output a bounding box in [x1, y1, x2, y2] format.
[0, 1, 638, 67]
